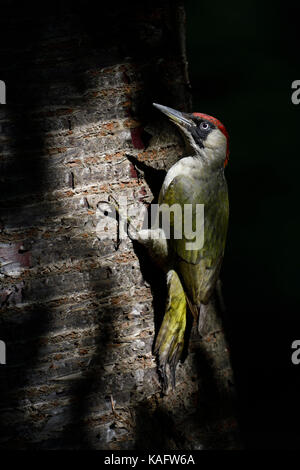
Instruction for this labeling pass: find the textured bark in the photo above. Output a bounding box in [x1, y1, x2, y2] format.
[0, 0, 240, 449]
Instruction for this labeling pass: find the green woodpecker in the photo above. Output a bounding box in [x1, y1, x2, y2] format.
[127, 103, 229, 389]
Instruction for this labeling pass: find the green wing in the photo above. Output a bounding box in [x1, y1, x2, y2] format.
[160, 173, 229, 305]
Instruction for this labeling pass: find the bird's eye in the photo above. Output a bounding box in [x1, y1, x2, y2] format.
[200, 121, 210, 131]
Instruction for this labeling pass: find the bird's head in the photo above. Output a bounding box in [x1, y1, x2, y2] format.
[153, 103, 229, 168]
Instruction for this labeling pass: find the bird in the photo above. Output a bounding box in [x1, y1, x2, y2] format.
[114, 103, 230, 390]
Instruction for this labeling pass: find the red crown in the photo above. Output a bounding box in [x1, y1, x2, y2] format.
[192, 112, 229, 167]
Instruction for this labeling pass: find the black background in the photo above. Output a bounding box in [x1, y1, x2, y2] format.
[186, 0, 300, 449]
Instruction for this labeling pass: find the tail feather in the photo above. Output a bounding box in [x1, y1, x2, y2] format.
[154, 270, 186, 391]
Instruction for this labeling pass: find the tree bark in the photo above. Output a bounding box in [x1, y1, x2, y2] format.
[0, 0, 240, 449]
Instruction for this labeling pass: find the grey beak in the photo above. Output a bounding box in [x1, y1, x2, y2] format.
[153, 103, 195, 127]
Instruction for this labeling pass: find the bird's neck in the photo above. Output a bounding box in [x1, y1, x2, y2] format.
[193, 147, 225, 171]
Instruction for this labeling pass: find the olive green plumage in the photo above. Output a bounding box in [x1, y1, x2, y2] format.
[130, 103, 229, 390]
[153, 165, 229, 389]
[153, 270, 186, 388]
[162, 169, 229, 305]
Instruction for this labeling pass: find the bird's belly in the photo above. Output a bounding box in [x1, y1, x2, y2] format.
[178, 257, 222, 306]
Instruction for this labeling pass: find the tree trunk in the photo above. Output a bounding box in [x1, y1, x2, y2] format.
[0, 0, 240, 449]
